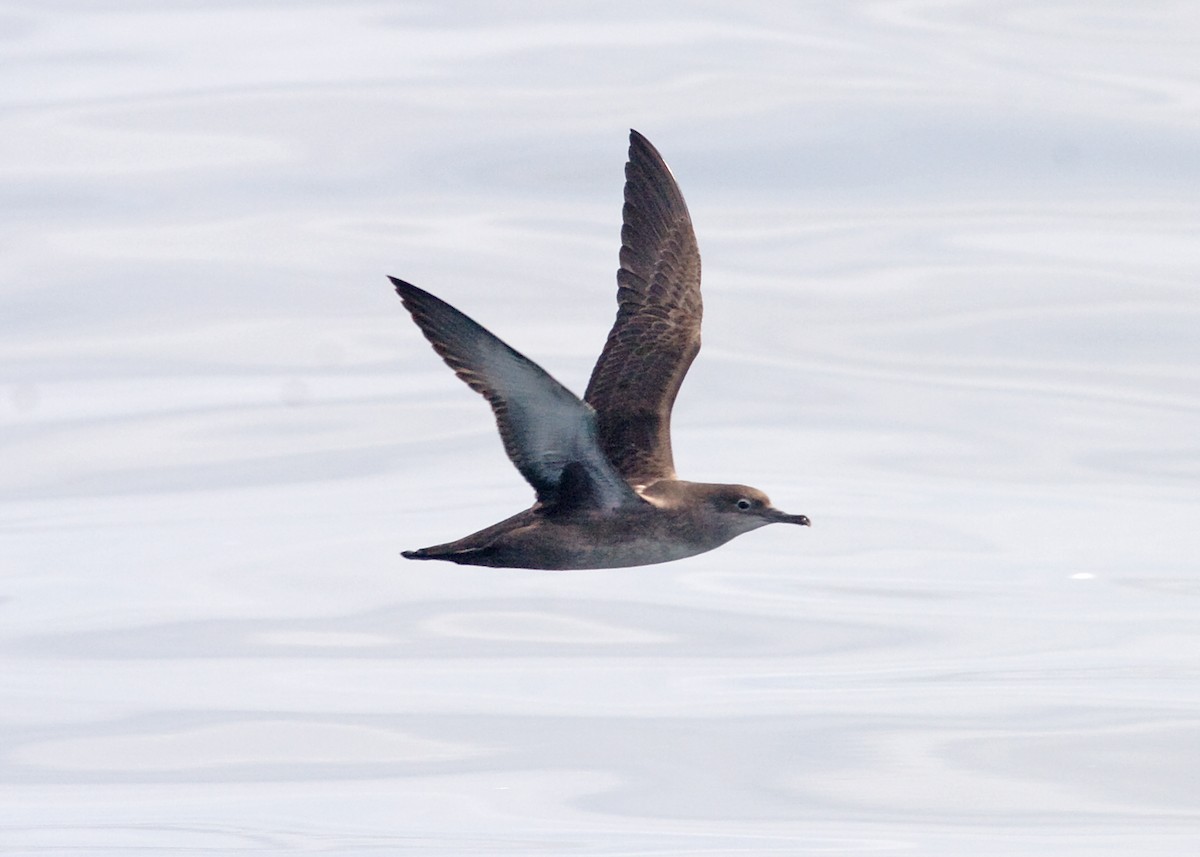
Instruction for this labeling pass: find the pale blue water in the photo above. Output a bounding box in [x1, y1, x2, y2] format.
[3, 2, 1200, 854]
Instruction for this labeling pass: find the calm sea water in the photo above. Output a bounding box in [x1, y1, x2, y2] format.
[3, 2, 1199, 854]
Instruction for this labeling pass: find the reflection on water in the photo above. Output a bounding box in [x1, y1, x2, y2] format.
[3, 1, 1200, 854]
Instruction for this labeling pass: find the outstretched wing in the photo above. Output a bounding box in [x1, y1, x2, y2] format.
[583, 130, 702, 486]
[392, 277, 639, 512]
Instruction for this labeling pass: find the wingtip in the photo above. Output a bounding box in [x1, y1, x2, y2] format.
[391, 277, 440, 310]
[624, 130, 678, 191]
[389, 275, 415, 297]
[628, 128, 656, 155]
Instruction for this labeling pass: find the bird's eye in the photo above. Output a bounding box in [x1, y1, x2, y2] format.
[736, 498, 752, 511]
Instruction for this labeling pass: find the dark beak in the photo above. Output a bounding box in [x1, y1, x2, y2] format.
[769, 510, 811, 526]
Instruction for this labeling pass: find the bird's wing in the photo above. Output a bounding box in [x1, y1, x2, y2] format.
[393, 277, 640, 513]
[583, 129, 702, 486]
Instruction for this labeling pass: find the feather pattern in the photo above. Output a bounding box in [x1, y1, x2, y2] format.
[392, 277, 639, 512]
[584, 130, 702, 485]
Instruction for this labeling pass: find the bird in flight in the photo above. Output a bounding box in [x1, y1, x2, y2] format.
[392, 130, 809, 569]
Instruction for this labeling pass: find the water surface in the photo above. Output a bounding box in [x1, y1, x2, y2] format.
[3, 2, 1199, 854]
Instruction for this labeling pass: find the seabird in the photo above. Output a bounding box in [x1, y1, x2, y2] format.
[391, 130, 809, 569]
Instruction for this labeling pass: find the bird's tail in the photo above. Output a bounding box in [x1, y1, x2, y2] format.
[401, 545, 496, 566]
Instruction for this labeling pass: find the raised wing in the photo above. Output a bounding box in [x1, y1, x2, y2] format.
[583, 130, 703, 486]
[392, 277, 639, 512]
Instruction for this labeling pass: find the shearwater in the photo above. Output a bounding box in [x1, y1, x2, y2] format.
[391, 130, 809, 569]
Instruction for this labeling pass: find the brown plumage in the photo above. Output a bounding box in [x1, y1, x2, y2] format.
[585, 130, 702, 486]
[390, 130, 809, 569]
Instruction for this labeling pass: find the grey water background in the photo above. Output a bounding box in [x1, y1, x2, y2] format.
[3, 2, 1199, 854]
